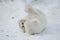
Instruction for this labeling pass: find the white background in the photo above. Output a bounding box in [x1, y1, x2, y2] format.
[0, 0, 60, 40]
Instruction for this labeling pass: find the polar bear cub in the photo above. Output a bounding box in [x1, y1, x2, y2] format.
[19, 4, 46, 35]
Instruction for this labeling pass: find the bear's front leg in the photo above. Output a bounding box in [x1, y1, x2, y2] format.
[24, 19, 38, 35]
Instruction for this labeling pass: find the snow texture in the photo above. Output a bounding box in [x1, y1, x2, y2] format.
[0, 0, 60, 40]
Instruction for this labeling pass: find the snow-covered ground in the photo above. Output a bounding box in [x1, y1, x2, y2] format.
[0, 0, 60, 40]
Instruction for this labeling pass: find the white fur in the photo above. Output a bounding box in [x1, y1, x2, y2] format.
[19, 4, 46, 35]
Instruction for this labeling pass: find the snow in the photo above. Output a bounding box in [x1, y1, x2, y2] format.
[0, 0, 60, 40]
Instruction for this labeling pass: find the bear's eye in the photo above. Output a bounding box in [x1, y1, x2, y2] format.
[22, 23, 24, 24]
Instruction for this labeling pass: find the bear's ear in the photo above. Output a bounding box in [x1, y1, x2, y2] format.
[25, 4, 32, 9]
[24, 4, 33, 12]
[28, 4, 32, 8]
